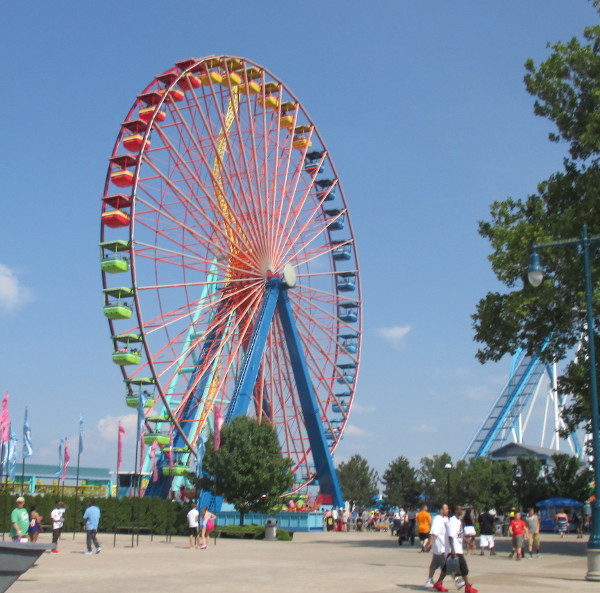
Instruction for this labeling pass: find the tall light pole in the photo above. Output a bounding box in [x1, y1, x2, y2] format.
[430, 478, 436, 508]
[444, 463, 452, 505]
[528, 225, 600, 580]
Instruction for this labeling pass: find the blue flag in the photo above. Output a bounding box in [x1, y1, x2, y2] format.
[8, 424, 18, 482]
[136, 392, 147, 441]
[78, 413, 84, 455]
[196, 433, 207, 477]
[56, 438, 64, 478]
[23, 407, 33, 458]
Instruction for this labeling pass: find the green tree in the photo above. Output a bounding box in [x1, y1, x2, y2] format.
[545, 453, 593, 502]
[199, 416, 294, 525]
[472, 8, 600, 435]
[463, 456, 516, 512]
[417, 454, 468, 509]
[514, 456, 549, 511]
[336, 454, 378, 508]
[382, 456, 419, 508]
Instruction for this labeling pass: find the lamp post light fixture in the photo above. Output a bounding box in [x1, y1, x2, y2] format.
[444, 463, 452, 505]
[430, 478, 436, 508]
[527, 225, 600, 580]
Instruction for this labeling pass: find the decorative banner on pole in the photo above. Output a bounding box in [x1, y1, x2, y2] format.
[78, 414, 84, 455]
[56, 439, 64, 478]
[196, 434, 207, 477]
[23, 407, 33, 458]
[0, 393, 10, 447]
[117, 421, 125, 475]
[150, 440, 158, 482]
[61, 438, 70, 482]
[168, 426, 174, 470]
[213, 407, 224, 451]
[8, 424, 18, 482]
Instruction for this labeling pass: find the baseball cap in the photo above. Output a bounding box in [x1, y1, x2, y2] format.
[16, 497, 25, 503]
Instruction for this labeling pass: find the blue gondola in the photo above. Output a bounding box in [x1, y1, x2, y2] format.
[337, 272, 356, 292]
[332, 241, 352, 260]
[338, 302, 358, 322]
[325, 209, 345, 230]
[339, 333, 358, 353]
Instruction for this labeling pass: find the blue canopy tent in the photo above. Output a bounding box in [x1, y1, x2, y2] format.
[536, 497, 584, 532]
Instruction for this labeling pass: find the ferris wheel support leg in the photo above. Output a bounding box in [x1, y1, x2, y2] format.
[277, 288, 345, 509]
[226, 280, 282, 421]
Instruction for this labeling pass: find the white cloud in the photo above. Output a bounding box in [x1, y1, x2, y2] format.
[0, 263, 31, 312]
[350, 402, 376, 414]
[413, 423, 437, 433]
[343, 423, 375, 438]
[97, 413, 136, 440]
[377, 325, 411, 346]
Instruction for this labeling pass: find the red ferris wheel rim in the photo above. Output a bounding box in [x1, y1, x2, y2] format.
[100, 55, 361, 486]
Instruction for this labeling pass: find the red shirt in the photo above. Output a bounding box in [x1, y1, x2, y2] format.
[510, 518, 527, 536]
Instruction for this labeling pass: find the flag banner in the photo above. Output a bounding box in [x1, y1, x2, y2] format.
[150, 440, 158, 482]
[78, 414, 84, 455]
[139, 435, 145, 475]
[196, 433, 207, 477]
[213, 407, 224, 451]
[23, 407, 33, 458]
[8, 424, 18, 482]
[168, 427, 174, 470]
[61, 438, 70, 482]
[0, 393, 9, 444]
[117, 422, 125, 475]
[136, 392, 147, 441]
[56, 439, 64, 478]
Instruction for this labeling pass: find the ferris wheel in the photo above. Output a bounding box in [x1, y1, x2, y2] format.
[99, 56, 361, 506]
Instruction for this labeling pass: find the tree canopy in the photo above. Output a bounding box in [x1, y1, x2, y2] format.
[336, 454, 379, 508]
[382, 456, 420, 508]
[198, 416, 294, 525]
[473, 9, 600, 433]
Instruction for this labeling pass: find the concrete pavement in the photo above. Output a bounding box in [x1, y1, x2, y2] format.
[9, 530, 599, 593]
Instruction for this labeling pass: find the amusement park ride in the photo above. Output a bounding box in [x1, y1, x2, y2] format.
[462, 341, 583, 461]
[99, 56, 361, 508]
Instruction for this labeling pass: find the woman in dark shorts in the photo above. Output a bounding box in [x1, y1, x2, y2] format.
[28, 505, 42, 542]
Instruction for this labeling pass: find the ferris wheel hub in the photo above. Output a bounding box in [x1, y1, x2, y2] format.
[283, 264, 297, 288]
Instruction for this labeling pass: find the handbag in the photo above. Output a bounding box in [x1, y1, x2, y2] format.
[445, 556, 460, 574]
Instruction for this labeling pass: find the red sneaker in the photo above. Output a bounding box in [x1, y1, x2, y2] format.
[464, 586, 479, 593]
[433, 583, 448, 593]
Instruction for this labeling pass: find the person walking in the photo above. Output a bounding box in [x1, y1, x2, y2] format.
[508, 511, 528, 560]
[50, 501, 66, 554]
[187, 503, 200, 549]
[28, 504, 42, 543]
[438, 505, 480, 593]
[477, 509, 497, 555]
[462, 509, 477, 555]
[200, 506, 216, 550]
[9, 497, 29, 542]
[416, 504, 432, 552]
[424, 503, 450, 591]
[82, 499, 102, 555]
[525, 508, 540, 558]
[555, 508, 569, 538]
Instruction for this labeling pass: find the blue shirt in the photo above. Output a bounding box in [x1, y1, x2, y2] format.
[83, 505, 101, 530]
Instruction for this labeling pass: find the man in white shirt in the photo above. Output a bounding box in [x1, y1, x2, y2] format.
[441, 506, 479, 593]
[187, 503, 200, 549]
[50, 501, 66, 554]
[424, 504, 449, 590]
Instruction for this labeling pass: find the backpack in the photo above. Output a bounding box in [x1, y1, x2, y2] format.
[206, 518, 214, 532]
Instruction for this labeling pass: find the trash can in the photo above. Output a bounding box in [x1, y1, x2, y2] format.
[264, 518, 278, 541]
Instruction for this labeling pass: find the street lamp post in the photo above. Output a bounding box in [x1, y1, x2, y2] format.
[528, 225, 600, 580]
[444, 463, 452, 505]
[430, 478, 436, 508]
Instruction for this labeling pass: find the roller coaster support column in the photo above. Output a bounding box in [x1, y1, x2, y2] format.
[528, 225, 600, 580]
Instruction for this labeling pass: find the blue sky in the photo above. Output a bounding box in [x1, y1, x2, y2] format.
[1, 1, 597, 478]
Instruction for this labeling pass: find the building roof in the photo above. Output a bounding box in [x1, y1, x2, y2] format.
[21, 464, 111, 480]
[488, 442, 561, 462]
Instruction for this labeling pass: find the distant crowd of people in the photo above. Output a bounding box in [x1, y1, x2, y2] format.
[9, 495, 102, 554]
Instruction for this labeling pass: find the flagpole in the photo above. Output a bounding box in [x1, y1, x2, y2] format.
[73, 416, 83, 540]
[20, 455, 25, 497]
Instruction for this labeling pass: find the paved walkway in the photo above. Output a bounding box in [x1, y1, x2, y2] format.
[10, 531, 599, 593]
